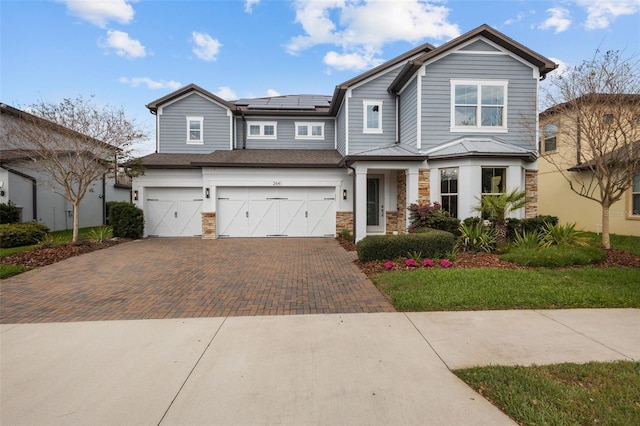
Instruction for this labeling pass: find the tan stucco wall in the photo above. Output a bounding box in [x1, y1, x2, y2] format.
[538, 162, 640, 236]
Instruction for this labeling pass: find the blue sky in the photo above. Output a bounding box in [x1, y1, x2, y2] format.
[2, 0, 639, 154]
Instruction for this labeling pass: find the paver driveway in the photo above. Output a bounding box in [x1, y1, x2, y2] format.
[0, 238, 394, 323]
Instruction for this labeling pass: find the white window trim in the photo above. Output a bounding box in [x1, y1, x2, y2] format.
[363, 100, 383, 134]
[450, 80, 508, 133]
[295, 122, 325, 140]
[247, 121, 277, 140]
[186, 116, 204, 144]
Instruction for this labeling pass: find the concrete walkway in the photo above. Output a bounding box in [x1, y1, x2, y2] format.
[2, 309, 638, 425]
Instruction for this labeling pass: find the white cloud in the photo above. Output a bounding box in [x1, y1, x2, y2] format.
[576, 0, 640, 30]
[286, 0, 459, 71]
[215, 86, 238, 100]
[504, 12, 525, 25]
[266, 89, 281, 97]
[244, 0, 260, 13]
[100, 30, 146, 58]
[324, 50, 384, 71]
[192, 31, 222, 61]
[538, 7, 572, 33]
[119, 77, 181, 90]
[62, 0, 135, 28]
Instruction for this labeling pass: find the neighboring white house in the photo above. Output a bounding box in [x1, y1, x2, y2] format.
[0, 104, 131, 230]
[133, 24, 556, 242]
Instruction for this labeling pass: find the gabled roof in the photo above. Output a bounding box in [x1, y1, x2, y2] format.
[426, 137, 537, 162]
[540, 93, 640, 118]
[389, 24, 557, 93]
[329, 41, 436, 115]
[136, 153, 210, 169]
[146, 83, 235, 113]
[568, 141, 640, 171]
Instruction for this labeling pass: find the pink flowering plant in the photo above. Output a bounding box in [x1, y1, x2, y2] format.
[384, 261, 394, 270]
[440, 259, 453, 268]
[423, 259, 435, 267]
[405, 258, 419, 267]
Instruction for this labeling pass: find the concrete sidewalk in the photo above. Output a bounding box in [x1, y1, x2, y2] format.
[1, 309, 638, 425]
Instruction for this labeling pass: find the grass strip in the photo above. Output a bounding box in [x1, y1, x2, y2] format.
[455, 361, 640, 426]
[372, 267, 640, 311]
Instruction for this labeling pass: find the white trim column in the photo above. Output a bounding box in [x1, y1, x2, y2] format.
[405, 167, 419, 230]
[354, 166, 368, 242]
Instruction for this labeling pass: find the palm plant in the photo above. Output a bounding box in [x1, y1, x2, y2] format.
[474, 189, 527, 246]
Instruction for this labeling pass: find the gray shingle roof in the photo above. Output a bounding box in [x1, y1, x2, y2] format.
[138, 150, 343, 168]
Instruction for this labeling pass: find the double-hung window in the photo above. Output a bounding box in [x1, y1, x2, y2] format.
[295, 122, 325, 140]
[632, 173, 640, 217]
[440, 168, 459, 218]
[186, 116, 204, 144]
[481, 167, 507, 219]
[541, 123, 558, 153]
[451, 80, 508, 132]
[363, 100, 383, 133]
[247, 121, 277, 139]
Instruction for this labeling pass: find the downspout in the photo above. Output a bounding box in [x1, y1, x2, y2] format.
[102, 174, 107, 225]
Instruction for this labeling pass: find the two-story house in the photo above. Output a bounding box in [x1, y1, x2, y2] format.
[133, 24, 556, 241]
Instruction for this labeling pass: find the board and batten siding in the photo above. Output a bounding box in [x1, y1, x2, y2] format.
[399, 76, 418, 148]
[421, 51, 538, 149]
[241, 118, 335, 150]
[158, 93, 232, 154]
[348, 68, 401, 154]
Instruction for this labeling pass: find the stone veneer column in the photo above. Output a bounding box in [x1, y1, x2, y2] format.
[525, 170, 538, 218]
[201, 212, 216, 239]
[335, 211, 354, 237]
[418, 168, 430, 204]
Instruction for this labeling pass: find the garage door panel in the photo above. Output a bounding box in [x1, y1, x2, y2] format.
[145, 188, 203, 237]
[217, 200, 249, 237]
[216, 186, 335, 238]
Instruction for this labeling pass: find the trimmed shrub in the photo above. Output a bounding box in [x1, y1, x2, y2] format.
[408, 202, 461, 235]
[107, 202, 144, 239]
[0, 202, 21, 224]
[500, 246, 606, 267]
[0, 222, 50, 248]
[357, 231, 455, 262]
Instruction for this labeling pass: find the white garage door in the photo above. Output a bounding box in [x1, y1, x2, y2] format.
[217, 187, 335, 237]
[145, 187, 203, 237]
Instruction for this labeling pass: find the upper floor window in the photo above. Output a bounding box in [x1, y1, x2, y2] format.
[187, 116, 203, 144]
[602, 113, 614, 125]
[363, 100, 383, 134]
[451, 80, 508, 132]
[247, 121, 277, 139]
[440, 167, 459, 218]
[541, 123, 558, 153]
[295, 122, 325, 140]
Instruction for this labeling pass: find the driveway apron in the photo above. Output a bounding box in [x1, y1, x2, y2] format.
[0, 238, 394, 323]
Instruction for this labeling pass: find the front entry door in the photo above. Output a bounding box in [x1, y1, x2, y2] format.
[366, 176, 385, 233]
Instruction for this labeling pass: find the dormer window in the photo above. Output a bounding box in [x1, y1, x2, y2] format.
[363, 100, 383, 134]
[451, 80, 508, 132]
[186, 116, 204, 144]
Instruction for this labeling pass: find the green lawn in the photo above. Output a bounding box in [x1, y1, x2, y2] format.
[372, 267, 640, 311]
[584, 232, 640, 255]
[455, 361, 640, 426]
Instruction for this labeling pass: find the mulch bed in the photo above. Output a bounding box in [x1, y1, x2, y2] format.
[336, 237, 640, 276]
[1, 239, 130, 268]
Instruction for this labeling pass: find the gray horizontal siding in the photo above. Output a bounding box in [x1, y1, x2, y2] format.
[243, 118, 335, 150]
[421, 52, 537, 149]
[348, 68, 400, 154]
[336, 104, 347, 155]
[159, 93, 231, 154]
[460, 40, 500, 52]
[399, 77, 418, 148]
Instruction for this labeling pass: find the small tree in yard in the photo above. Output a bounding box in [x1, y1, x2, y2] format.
[474, 188, 527, 246]
[1, 96, 146, 242]
[541, 50, 640, 249]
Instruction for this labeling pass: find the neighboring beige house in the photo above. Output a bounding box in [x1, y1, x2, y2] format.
[538, 95, 640, 236]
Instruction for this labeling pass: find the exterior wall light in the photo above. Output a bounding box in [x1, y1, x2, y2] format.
[205, 188, 210, 198]
[133, 190, 138, 201]
[343, 189, 347, 200]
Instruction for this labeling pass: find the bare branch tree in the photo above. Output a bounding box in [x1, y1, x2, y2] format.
[540, 50, 640, 249]
[1, 96, 147, 242]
